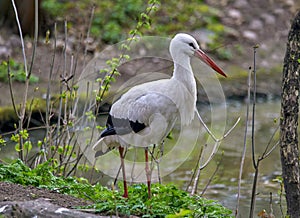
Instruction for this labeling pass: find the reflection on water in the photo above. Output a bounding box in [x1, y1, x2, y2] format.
[0, 100, 286, 217]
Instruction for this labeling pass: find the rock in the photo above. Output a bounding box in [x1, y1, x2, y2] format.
[227, 9, 243, 25]
[0, 46, 12, 58]
[8, 35, 22, 48]
[249, 19, 264, 30]
[192, 29, 216, 49]
[273, 8, 285, 16]
[0, 198, 102, 218]
[242, 30, 258, 41]
[0, 35, 4, 45]
[261, 13, 276, 25]
[233, 0, 249, 8]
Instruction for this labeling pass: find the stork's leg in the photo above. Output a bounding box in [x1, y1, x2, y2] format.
[145, 147, 151, 198]
[119, 146, 128, 198]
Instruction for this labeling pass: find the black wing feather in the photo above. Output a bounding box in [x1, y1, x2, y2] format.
[100, 114, 146, 138]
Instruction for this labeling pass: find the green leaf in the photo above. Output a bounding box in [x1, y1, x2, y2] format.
[24, 141, 32, 152]
[15, 143, 21, 152]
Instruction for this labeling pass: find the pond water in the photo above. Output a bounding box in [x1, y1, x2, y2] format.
[164, 99, 284, 217]
[0, 100, 285, 217]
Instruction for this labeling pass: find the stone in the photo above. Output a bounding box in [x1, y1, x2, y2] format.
[233, 0, 249, 8]
[261, 13, 276, 25]
[0, 46, 12, 58]
[228, 8, 242, 19]
[0, 198, 101, 218]
[242, 30, 258, 41]
[249, 19, 264, 30]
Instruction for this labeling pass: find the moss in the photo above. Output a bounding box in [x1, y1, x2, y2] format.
[0, 98, 51, 132]
[0, 106, 19, 124]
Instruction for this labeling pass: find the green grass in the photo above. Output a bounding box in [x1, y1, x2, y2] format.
[0, 60, 39, 84]
[0, 159, 233, 217]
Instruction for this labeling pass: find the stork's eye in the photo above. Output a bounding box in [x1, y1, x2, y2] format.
[188, 42, 196, 49]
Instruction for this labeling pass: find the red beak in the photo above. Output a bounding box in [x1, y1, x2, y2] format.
[194, 49, 227, 77]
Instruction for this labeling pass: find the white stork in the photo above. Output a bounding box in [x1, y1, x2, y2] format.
[93, 33, 227, 198]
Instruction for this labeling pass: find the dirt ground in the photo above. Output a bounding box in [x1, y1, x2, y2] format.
[0, 181, 91, 208]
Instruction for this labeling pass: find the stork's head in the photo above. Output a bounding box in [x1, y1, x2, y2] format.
[170, 33, 227, 77]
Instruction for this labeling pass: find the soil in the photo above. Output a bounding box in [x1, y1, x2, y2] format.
[0, 182, 91, 209]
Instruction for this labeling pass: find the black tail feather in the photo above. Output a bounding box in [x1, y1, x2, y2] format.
[100, 126, 116, 137]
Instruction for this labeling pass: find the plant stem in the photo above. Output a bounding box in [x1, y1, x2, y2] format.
[235, 66, 252, 217]
[249, 160, 260, 218]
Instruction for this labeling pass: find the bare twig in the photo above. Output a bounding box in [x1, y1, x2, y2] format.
[251, 45, 259, 169]
[56, 19, 69, 141]
[235, 66, 252, 217]
[186, 146, 203, 192]
[262, 140, 279, 159]
[10, 0, 28, 77]
[45, 22, 57, 151]
[28, 0, 39, 78]
[200, 151, 224, 196]
[249, 45, 259, 218]
[195, 110, 218, 142]
[249, 161, 260, 218]
[261, 124, 280, 158]
[7, 57, 19, 117]
[190, 145, 205, 195]
[83, 4, 95, 68]
[195, 110, 240, 169]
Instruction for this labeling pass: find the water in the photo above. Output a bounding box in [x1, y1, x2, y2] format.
[164, 99, 284, 217]
[0, 100, 285, 217]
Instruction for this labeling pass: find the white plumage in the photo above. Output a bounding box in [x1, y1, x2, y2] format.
[93, 33, 227, 198]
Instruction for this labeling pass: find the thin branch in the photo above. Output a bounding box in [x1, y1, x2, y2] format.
[45, 22, 57, 145]
[199, 141, 221, 170]
[251, 45, 259, 169]
[28, 0, 39, 78]
[222, 117, 241, 139]
[191, 145, 205, 195]
[186, 145, 203, 192]
[200, 152, 224, 196]
[10, 0, 28, 76]
[261, 124, 280, 158]
[195, 110, 218, 142]
[83, 4, 95, 68]
[196, 112, 240, 170]
[235, 66, 252, 217]
[7, 57, 19, 117]
[262, 140, 279, 159]
[249, 160, 260, 218]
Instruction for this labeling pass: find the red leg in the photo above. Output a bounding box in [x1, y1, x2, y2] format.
[145, 147, 151, 198]
[119, 146, 128, 198]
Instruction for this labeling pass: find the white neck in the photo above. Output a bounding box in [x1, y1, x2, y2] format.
[172, 55, 197, 98]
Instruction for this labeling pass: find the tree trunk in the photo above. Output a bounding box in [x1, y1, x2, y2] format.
[280, 10, 300, 218]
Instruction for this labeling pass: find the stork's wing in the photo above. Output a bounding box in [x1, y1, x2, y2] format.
[101, 114, 146, 136]
[110, 79, 196, 126]
[106, 91, 177, 137]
